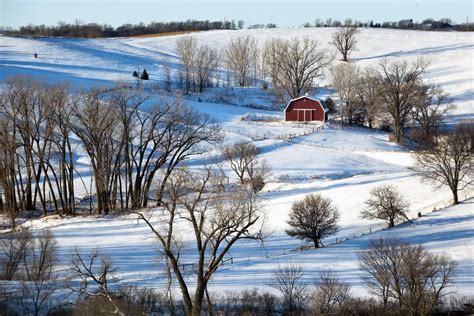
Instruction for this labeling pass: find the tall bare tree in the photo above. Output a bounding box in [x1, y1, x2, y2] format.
[331, 63, 360, 126]
[376, 58, 428, 143]
[134, 167, 265, 315]
[332, 25, 359, 62]
[0, 116, 18, 228]
[225, 36, 259, 86]
[176, 36, 198, 94]
[265, 37, 331, 99]
[70, 89, 123, 214]
[195, 45, 220, 93]
[47, 84, 77, 216]
[354, 67, 382, 128]
[415, 122, 473, 204]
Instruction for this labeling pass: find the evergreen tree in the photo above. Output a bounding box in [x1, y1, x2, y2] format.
[140, 69, 149, 80]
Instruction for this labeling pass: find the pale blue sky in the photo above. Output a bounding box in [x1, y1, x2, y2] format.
[1, 0, 473, 28]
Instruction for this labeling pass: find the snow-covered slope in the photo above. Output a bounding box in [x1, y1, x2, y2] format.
[1, 27, 473, 297]
[23, 197, 474, 296]
[1, 28, 473, 121]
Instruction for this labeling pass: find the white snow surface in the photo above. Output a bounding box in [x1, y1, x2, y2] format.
[1, 27, 473, 297]
[1, 27, 473, 121]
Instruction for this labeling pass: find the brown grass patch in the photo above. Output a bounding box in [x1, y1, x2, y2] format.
[129, 30, 201, 38]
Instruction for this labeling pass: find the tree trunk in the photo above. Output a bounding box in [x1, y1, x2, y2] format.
[452, 189, 459, 205]
[389, 219, 395, 228]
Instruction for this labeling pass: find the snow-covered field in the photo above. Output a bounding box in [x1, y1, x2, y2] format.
[1, 28, 473, 297]
[1, 28, 473, 121]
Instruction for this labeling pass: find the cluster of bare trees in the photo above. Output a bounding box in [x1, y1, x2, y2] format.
[359, 238, 457, 316]
[0, 229, 464, 315]
[271, 240, 458, 316]
[176, 37, 220, 94]
[5, 19, 235, 38]
[0, 230, 58, 316]
[264, 37, 332, 98]
[0, 77, 77, 227]
[331, 58, 452, 144]
[0, 76, 221, 227]
[174, 35, 332, 99]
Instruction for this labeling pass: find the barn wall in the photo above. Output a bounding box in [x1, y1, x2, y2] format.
[285, 98, 325, 122]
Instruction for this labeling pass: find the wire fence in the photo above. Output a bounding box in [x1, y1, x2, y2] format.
[181, 193, 474, 270]
[290, 139, 411, 153]
[227, 121, 324, 141]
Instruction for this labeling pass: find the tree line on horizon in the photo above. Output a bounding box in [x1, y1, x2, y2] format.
[2, 16, 473, 38]
[1, 19, 244, 38]
[308, 17, 474, 31]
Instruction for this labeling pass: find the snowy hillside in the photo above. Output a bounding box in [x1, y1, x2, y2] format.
[1, 27, 473, 303]
[23, 197, 474, 296]
[1, 28, 473, 121]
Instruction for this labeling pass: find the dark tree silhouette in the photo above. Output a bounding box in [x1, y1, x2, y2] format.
[286, 194, 339, 248]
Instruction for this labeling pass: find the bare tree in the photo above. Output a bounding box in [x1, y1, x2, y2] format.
[286, 193, 339, 248]
[331, 63, 360, 126]
[271, 262, 308, 314]
[21, 230, 58, 316]
[354, 67, 382, 128]
[134, 166, 265, 316]
[225, 36, 259, 86]
[0, 230, 32, 280]
[70, 249, 124, 316]
[221, 142, 261, 185]
[411, 84, 451, 146]
[358, 238, 457, 316]
[357, 238, 396, 310]
[1, 77, 38, 212]
[361, 185, 410, 228]
[48, 85, 78, 216]
[376, 58, 428, 143]
[312, 271, 351, 315]
[70, 89, 123, 214]
[0, 116, 18, 228]
[0, 77, 79, 217]
[415, 123, 473, 204]
[176, 36, 198, 94]
[265, 37, 331, 98]
[332, 25, 359, 62]
[195, 45, 220, 93]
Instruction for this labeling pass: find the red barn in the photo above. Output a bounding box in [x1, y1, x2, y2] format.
[284, 96, 329, 122]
